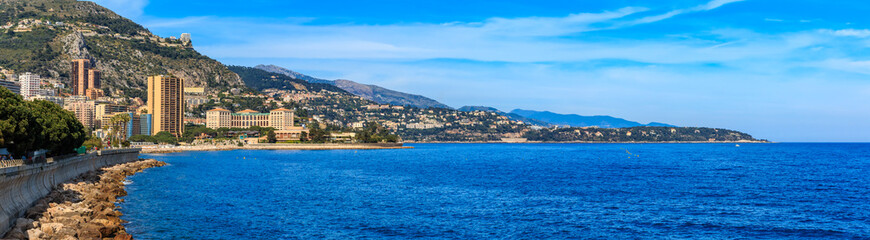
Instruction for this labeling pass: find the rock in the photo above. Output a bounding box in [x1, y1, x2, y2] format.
[112, 233, 132, 240]
[25, 228, 43, 240]
[3, 228, 25, 239]
[39, 223, 63, 236]
[13, 159, 166, 240]
[14, 218, 35, 230]
[54, 226, 77, 237]
[77, 223, 103, 239]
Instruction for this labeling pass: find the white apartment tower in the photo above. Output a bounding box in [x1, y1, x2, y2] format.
[20, 72, 41, 98]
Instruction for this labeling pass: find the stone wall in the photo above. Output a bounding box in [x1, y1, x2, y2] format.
[0, 148, 140, 236]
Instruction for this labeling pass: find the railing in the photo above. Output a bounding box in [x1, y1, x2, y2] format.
[0, 159, 24, 168]
[0, 148, 142, 170]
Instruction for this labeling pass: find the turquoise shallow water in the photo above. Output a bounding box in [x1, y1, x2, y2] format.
[124, 143, 870, 239]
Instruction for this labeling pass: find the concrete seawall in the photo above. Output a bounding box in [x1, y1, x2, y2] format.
[0, 148, 141, 236]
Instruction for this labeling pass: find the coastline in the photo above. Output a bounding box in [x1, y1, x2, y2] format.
[140, 143, 411, 153]
[408, 140, 771, 144]
[2, 159, 166, 240]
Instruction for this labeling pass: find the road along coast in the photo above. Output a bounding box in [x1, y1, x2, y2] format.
[2, 159, 166, 240]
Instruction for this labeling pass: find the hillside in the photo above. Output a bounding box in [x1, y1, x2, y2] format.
[510, 109, 677, 128]
[254, 64, 452, 109]
[0, 0, 242, 98]
[227, 65, 348, 93]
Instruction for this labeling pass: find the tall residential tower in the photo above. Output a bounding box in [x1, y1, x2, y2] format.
[71, 59, 101, 98]
[147, 75, 184, 136]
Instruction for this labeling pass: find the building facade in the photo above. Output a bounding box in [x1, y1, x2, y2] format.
[71, 59, 101, 96]
[140, 114, 152, 136]
[27, 95, 64, 106]
[147, 75, 184, 135]
[64, 100, 96, 129]
[0, 79, 20, 95]
[71, 59, 89, 96]
[94, 103, 128, 128]
[19, 72, 40, 98]
[205, 108, 296, 130]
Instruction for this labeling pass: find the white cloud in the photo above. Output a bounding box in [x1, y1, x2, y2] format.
[824, 29, 870, 38]
[90, 0, 149, 18]
[628, 0, 744, 25]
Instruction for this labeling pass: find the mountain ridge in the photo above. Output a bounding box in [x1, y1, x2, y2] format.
[254, 64, 451, 109]
[510, 109, 677, 128]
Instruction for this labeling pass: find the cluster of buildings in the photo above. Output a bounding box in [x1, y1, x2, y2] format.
[65, 74, 184, 140]
[0, 59, 189, 140]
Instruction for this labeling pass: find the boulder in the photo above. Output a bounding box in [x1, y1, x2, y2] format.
[3, 228, 26, 239]
[25, 228, 43, 240]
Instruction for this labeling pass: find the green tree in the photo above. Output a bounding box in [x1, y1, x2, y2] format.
[306, 122, 326, 143]
[153, 131, 177, 144]
[129, 134, 156, 143]
[30, 100, 86, 155]
[0, 88, 38, 157]
[267, 130, 277, 143]
[83, 135, 103, 150]
[0, 87, 86, 157]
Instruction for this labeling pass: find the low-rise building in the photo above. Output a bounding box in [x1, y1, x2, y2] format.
[0, 79, 20, 95]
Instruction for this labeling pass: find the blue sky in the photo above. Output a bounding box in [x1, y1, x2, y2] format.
[92, 0, 870, 142]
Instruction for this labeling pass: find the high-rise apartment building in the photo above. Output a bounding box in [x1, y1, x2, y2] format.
[147, 75, 184, 136]
[71, 59, 100, 96]
[19, 72, 40, 98]
[64, 100, 96, 130]
[87, 68, 100, 90]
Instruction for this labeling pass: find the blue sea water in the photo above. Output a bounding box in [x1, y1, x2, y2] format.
[123, 143, 870, 239]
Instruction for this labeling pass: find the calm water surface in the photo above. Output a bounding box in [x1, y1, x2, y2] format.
[123, 143, 870, 239]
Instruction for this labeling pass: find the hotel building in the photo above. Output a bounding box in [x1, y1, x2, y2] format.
[147, 75, 184, 135]
[206, 108, 307, 140]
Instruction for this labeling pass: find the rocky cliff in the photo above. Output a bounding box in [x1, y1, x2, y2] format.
[0, 0, 243, 97]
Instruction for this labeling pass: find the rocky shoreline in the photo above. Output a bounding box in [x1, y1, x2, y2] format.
[2, 159, 166, 240]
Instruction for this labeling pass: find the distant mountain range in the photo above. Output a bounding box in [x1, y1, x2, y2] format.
[510, 109, 677, 128]
[458, 106, 676, 128]
[254, 64, 451, 109]
[457, 106, 551, 126]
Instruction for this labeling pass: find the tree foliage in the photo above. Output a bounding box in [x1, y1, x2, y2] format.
[356, 122, 399, 143]
[0, 87, 86, 158]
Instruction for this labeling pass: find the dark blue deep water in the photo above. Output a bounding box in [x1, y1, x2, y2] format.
[123, 143, 870, 239]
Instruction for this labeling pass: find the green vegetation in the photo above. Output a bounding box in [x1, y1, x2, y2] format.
[357, 122, 400, 143]
[0, 27, 60, 76]
[0, 87, 86, 158]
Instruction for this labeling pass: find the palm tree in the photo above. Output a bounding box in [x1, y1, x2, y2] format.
[107, 113, 131, 147]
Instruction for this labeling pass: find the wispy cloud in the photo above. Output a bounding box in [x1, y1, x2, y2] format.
[628, 0, 745, 25]
[823, 28, 870, 38]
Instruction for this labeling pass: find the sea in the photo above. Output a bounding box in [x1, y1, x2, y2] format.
[123, 143, 870, 239]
